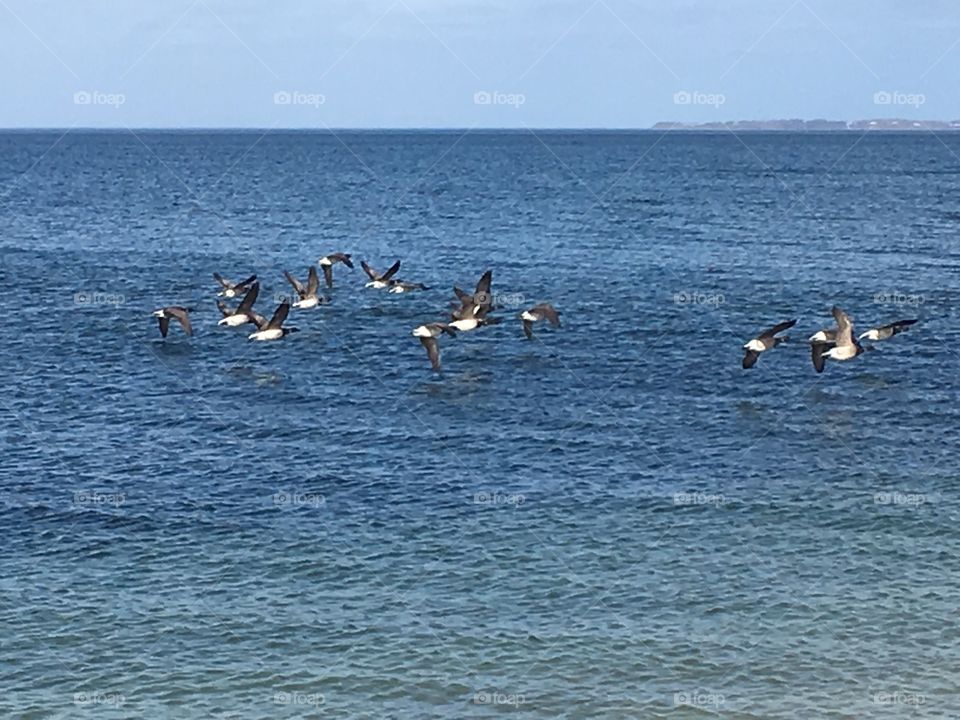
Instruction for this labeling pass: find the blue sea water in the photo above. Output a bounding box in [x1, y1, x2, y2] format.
[1, 129, 959, 719]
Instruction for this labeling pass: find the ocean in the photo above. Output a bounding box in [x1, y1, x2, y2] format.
[1, 129, 958, 718]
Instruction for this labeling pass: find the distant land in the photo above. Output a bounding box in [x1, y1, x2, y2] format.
[652, 118, 960, 131]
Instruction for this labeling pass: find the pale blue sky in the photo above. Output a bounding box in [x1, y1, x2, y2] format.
[1, 0, 958, 127]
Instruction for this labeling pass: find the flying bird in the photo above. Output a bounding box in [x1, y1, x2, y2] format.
[317, 253, 354, 288]
[742, 318, 797, 369]
[248, 302, 299, 341]
[361, 260, 401, 289]
[412, 323, 457, 371]
[449, 302, 502, 332]
[152, 306, 193, 338]
[520, 303, 561, 339]
[213, 272, 257, 298]
[816, 306, 869, 369]
[452, 269, 494, 319]
[217, 283, 260, 327]
[858, 318, 918, 342]
[284, 267, 329, 309]
[388, 280, 430, 294]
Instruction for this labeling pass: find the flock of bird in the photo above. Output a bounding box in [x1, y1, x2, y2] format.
[150, 253, 561, 372]
[151, 258, 917, 375]
[742, 306, 919, 373]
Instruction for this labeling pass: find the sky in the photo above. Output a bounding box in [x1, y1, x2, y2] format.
[1, 0, 959, 128]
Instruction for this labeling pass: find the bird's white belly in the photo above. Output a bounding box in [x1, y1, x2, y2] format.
[294, 297, 318, 309]
[319, 257, 332, 266]
[450, 318, 478, 331]
[744, 339, 765, 352]
[219, 314, 248, 327]
[520, 310, 536, 322]
[826, 345, 858, 360]
[249, 328, 282, 341]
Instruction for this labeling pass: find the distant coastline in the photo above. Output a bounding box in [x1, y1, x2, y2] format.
[652, 119, 960, 131]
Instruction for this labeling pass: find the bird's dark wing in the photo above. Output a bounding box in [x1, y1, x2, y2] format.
[168, 307, 193, 336]
[885, 319, 919, 334]
[284, 271, 306, 297]
[306, 266, 320, 296]
[831, 307, 853, 344]
[248, 311, 268, 329]
[213, 272, 230, 288]
[759, 318, 797, 340]
[234, 274, 257, 291]
[237, 282, 260, 314]
[475, 269, 492, 296]
[380, 260, 401, 282]
[157, 316, 170, 337]
[361, 261, 378, 280]
[321, 264, 333, 289]
[537, 304, 561, 327]
[267, 302, 290, 329]
[522, 318, 533, 339]
[811, 342, 830, 373]
[742, 349, 759, 369]
[420, 336, 441, 371]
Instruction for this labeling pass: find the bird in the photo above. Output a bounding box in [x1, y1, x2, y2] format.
[284, 267, 329, 309]
[317, 253, 354, 288]
[742, 318, 797, 369]
[216, 283, 260, 327]
[213, 272, 257, 299]
[449, 302, 502, 332]
[452, 269, 494, 319]
[248, 302, 299, 341]
[388, 280, 430, 294]
[361, 260, 401, 289]
[858, 318, 918, 342]
[520, 303, 561, 339]
[815, 306, 869, 371]
[152, 306, 193, 338]
[412, 323, 457, 371]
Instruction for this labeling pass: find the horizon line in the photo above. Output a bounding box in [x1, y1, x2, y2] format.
[3, 125, 960, 133]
